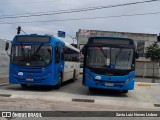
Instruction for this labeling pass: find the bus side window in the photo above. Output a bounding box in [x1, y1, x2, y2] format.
[63, 46, 68, 61]
[55, 46, 60, 63]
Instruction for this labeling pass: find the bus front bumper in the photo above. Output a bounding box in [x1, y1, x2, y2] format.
[9, 74, 58, 86]
[83, 77, 134, 90]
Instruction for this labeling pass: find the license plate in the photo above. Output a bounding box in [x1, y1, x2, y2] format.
[26, 78, 33, 81]
[105, 83, 114, 86]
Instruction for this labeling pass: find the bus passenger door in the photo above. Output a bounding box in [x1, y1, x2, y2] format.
[55, 46, 61, 82]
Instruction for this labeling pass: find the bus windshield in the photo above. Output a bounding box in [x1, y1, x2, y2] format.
[11, 45, 52, 66]
[86, 47, 134, 70]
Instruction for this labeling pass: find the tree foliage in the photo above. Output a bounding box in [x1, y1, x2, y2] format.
[145, 42, 160, 61]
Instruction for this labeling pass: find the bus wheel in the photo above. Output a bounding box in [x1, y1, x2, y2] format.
[122, 90, 128, 93]
[55, 73, 62, 89]
[21, 84, 28, 87]
[89, 87, 95, 91]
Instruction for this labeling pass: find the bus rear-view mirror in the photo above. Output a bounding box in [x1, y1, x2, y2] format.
[5, 41, 9, 51]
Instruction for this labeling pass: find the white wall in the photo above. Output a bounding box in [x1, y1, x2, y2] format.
[136, 61, 160, 78]
[0, 39, 9, 78]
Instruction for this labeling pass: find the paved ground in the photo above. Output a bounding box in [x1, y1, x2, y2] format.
[0, 78, 160, 110]
[0, 77, 8, 85]
[0, 67, 8, 79]
[135, 77, 160, 83]
[0, 76, 160, 119]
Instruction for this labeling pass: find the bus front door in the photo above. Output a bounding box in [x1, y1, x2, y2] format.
[55, 46, 61, 84]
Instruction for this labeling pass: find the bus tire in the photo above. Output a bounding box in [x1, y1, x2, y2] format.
[89, 87, 95, 91]
[21, 84, 27, 87]
[122, 90, 128, 93]
[55, 73, 62, 89]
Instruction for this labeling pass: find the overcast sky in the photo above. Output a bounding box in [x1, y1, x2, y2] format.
[0, 0, 160, 43]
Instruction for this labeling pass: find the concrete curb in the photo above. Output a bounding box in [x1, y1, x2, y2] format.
[0, 83, 9, 86]
[135, 82, 160, 86]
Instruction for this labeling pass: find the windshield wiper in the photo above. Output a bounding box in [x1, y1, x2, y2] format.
[127, 51, 131, 67]
[115, 48, 122, 64]
[36, 54, 48, 65]
[35, 43, 43, 54]
[34, 43, 48, 65]
[99, 47, 108, 58]
[128, 51, 131, 61]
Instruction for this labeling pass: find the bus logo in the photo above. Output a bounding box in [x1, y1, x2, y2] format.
[95, 76, 101, 80]
[2, 112, 11, 117]
[18, 72, 23, 76]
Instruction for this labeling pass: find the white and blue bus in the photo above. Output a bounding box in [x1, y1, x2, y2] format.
[82, 36, 138, 93]
[5, 34, 80, 88]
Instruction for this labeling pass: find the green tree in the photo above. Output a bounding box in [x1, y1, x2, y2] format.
[145, 42, 160, 60]
[145, 42, 160, 82]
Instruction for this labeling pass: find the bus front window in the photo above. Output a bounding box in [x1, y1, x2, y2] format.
[86, 47, 110, 68]
[86, 47, 134, 70]
[11, 45, 52, 66]
[111, 48, 134, 70]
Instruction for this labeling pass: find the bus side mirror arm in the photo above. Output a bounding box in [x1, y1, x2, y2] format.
[5, 41, 10, 57]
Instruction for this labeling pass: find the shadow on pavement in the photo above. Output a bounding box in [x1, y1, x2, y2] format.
[3, 79, 75, 92]
[2, 78, 128, 97]
[87, 88, 128, 97]
[59, 80, 128, 97]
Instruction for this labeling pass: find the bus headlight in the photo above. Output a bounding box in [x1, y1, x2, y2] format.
[125, 78, 134, 83]
[125, 78, 130, 83]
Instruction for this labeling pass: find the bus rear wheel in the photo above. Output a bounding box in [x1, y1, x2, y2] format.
[89, 87, 96, 91]
[21, 84, 28, 87]
[55, 73, 62, 89]
[122, 90, 128, 93]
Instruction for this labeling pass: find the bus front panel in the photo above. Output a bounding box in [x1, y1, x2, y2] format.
[83, 68, 135, 90]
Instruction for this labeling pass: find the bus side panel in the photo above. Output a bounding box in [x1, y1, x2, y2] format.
[63, 61, 80, 81]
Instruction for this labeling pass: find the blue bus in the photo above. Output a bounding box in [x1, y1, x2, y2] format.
[82, 36, 138, 93]
[5, 34, 80, 88]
